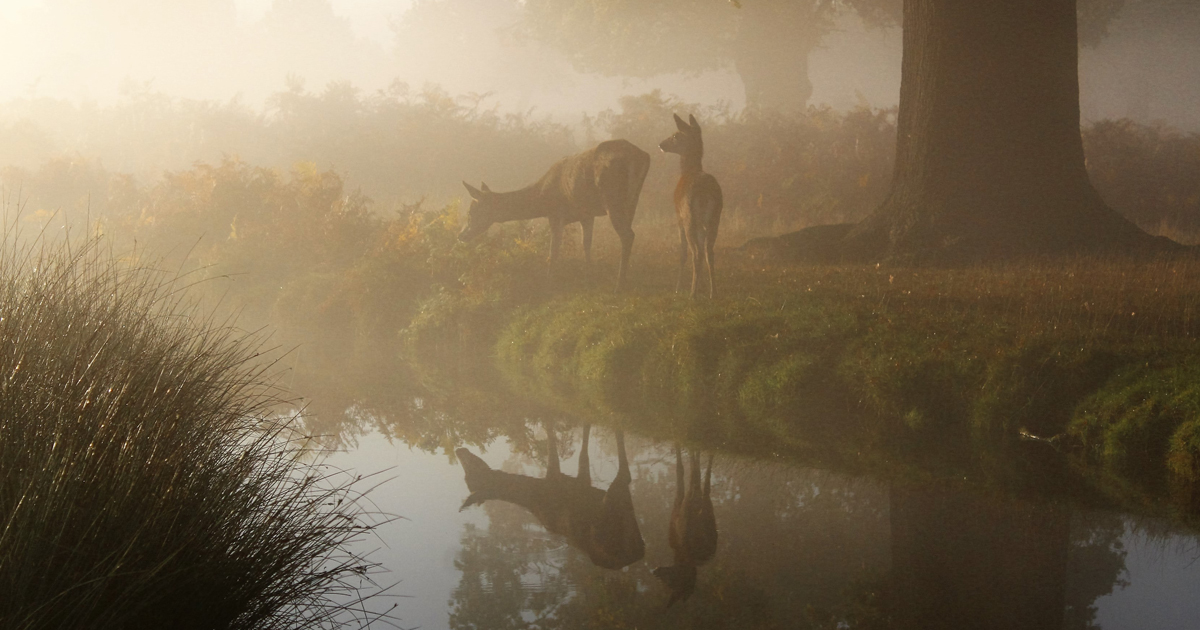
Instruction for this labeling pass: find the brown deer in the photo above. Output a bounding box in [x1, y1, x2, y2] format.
[459, 140, 651, 292]
[652, 445, 717, 607]
[455, 424, 645, 570]
[660, 114, 723, 299]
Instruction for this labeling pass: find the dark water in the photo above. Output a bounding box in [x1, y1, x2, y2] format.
[296, 361, 1200, 630]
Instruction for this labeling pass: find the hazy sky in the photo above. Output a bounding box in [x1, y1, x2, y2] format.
[0, 0, 1194, 130]
[235, 0, 408, 44]
[0, 0, 755, 116]
[1, 0, 408, 43]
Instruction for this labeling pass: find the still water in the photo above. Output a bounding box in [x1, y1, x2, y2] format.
[313, 413, 1200, 630]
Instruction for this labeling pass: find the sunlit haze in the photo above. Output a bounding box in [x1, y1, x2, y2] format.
[0, 0, 896, 115]
[2, 0, 1195, 130]
[8, 2, 1200, 629]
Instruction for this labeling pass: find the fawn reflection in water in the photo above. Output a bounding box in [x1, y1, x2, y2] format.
[455, 424, 645, 570]
[653, 444, 717, 607]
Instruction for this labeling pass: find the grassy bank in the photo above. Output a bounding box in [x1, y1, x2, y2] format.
[403, 244, 1200, 513]
[0, 233, 384, 629]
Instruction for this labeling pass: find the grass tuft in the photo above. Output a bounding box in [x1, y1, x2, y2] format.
[0, 228, 386, 629]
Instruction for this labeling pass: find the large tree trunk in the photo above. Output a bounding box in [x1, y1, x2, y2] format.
[889, 481, 1072, 630]
[834, 0, 1174, 261]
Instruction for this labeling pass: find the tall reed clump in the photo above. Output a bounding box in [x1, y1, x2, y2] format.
[0, 230, 384, 629]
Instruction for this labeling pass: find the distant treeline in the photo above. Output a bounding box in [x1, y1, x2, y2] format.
[2, 84, 1198, 247]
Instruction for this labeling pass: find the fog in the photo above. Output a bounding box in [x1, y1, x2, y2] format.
[0, 0, 1195, 248]
[1079, 1, 1200, 129]
[0, 0, 1195, 130]
[0, 0, 1194, 259]
[0, 0, 747, 114]
[7, 4, 1200, 627]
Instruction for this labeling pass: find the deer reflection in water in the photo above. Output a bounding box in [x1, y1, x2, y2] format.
[653, 444, 717, 606]
[455, 424, 645, 570]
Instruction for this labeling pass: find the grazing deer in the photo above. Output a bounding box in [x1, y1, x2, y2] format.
[456, 424, 645, 570]
[652, 445, 716, 607]
[659, 114, 723, 299]
[459, 140, 651, 292]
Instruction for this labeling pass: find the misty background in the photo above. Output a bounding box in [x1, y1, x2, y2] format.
[2, 1, 1194, 139]
[0, 0, 1197, 256]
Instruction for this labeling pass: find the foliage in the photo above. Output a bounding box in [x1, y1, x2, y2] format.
[517, 0, 737, 78]
[596, 90, 897, 238]
[6, 87, 1200, 247]
[0, 230, 384, 629]
[1083, 119, 1200, 242]
[0, 81, 576, 212]
[516, 0, 1127, 108]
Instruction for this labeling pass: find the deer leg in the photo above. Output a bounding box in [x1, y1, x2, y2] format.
[690, 448, 705, 498]
[676, 227, 687, 293]
[577, 424, 592, 485]
[610, 215, 634, 293]
[674, 442, 685, 508]
[700, 451, 710, 496]
[581, 217, 594, 266]
[614, 429, 631, 485]
[690, 242, 704, 299]
[546, 424, 561, 477]
[705, 238, 716, 300]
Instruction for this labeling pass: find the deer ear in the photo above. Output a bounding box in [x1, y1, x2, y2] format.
[674, 113, 689, 132]
[480, 182, 492, 193]
[463, 181, 482, 200]
[689, 114, 700, 133]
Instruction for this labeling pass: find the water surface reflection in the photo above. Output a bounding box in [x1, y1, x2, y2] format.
[653, 445, 717, 607]
[325, 424, 1200, 629]
[456, 424, 645, 570]
[291, 351, 1200, 629]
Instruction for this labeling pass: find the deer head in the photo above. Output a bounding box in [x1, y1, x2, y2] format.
[658, 114, 703, 159]
[652, 564, 698, 607]
[459, 181, 497, 242]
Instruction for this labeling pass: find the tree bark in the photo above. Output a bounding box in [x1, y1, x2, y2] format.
[837, 0, 1174, 261]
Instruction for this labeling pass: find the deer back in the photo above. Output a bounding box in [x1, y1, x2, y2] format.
[456, 446, 645, 569]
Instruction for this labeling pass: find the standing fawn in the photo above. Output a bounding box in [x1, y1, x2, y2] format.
[459, 140, 651, 292]
[456, 424, 645, 570]
[659, 114, 723, 299]
[653, 445, 717, 607]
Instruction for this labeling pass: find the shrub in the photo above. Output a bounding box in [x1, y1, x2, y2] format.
[1083, 119, 1200, 242]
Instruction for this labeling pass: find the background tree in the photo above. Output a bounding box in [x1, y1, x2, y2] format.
[518, 0, 845, 110]
[394, 0, 576, 102]
[767, 0, 1185, 262]
[517, 0, 1121, 112]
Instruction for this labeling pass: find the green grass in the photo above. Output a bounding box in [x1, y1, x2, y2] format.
[0, 231, 385, 629]
[413, 237, 1200, 506]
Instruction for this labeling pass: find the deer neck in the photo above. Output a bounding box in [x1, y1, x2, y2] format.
[678, 151, 704, 176]
[491, 184, 555, 222]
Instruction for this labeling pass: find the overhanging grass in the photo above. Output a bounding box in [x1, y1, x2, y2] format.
[0, 231, 385, 629]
